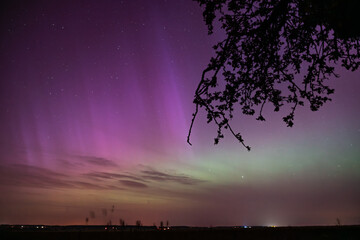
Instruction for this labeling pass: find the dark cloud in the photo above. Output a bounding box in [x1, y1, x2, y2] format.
[15, 164, 68, 177]
[76, 155, 117, 167]
[69, 181, 104, 190]
[85, 171, 144, 182]
[84, 172, 113, 179]
[0, 164, 203, 193]
[120, 180, 148, 188]
[0, 164, 73, 189]
[141, 169, 204, 185]
[0, 164, 111, 190]
[56, 158, 85, 168]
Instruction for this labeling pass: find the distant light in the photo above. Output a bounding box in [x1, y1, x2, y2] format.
[244, 226, 248, 228]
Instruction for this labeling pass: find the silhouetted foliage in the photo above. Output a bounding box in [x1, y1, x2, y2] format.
[136, 220, 142, 227]
[336, 218, 341, 226]
[119, 218, 126, 226]
[188, 0, 360, 149]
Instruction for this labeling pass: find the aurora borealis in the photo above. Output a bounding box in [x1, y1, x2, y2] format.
[0, 0, 359, 227]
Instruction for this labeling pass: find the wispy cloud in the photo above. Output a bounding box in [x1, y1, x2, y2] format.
[84, 171, 144, 182]
[0, 164, 113, 190]
[0, 164, 73, 189]
[76, 155, 118, 167]
[119, 180, 148, 188]
[68, 181, 105, 190]
[0, 162, 204, 194]
[141, 169, 204, 185]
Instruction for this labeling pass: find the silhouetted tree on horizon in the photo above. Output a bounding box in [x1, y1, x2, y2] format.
[135, 220, 142, 227]
[336, 217, 341, 226]
[119, 218, 125, 227]
[188, 0, 360, 150]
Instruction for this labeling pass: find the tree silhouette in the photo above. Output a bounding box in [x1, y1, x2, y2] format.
[336, 217, 341, 226]
[119, 218, 125, 227]
[135, 220, 142, 227]
[188, 0, 360, 149]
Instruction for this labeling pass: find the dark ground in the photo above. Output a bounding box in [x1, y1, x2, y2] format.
[1, 225, 360, 240]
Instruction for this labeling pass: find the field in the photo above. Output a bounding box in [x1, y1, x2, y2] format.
[1, 225, 360, 240]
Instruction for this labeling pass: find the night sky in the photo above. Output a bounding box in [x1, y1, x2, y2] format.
[0, 0, 359, 226]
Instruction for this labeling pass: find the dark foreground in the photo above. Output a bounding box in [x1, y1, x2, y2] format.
[1, 225, 359, 240]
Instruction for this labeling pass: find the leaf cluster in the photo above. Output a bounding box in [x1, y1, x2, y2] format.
[188, 0, 360, 149]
